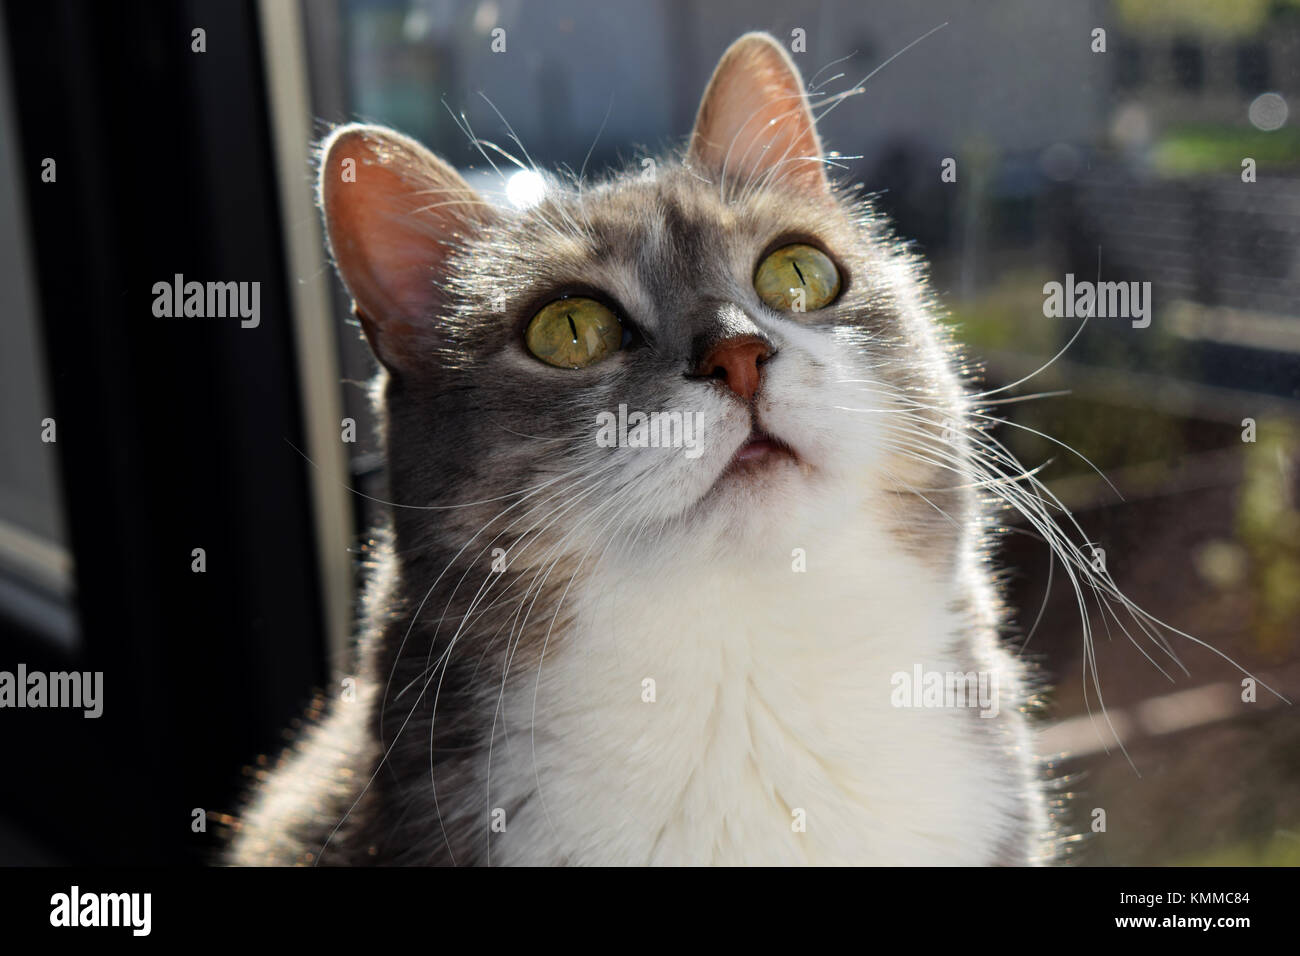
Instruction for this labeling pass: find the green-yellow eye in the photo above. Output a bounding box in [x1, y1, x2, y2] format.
[754, 243, 840, 313]
[525, 297, 623, 368]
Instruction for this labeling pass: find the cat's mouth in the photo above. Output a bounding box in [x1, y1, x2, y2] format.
[684, 423, 806, 521]
[723, 427, 800, 476]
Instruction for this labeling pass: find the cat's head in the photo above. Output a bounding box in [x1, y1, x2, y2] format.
[319, 33, 968, 569]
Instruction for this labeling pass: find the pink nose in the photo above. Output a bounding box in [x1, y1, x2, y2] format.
[693, 336, 773, 401]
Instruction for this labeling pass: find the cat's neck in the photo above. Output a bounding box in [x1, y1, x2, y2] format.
[472, 503, 1026, 864]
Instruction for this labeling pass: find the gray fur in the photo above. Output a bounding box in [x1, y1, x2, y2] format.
[228, 42, 1053, 865]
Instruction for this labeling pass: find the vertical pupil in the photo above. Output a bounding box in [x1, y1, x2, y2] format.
[791, 260, 807, 286]
[566, 313, 578, 344]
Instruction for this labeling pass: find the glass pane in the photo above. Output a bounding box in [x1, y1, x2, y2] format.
[0, 11, 70, 599]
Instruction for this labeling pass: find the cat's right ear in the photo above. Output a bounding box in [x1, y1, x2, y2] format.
[318, 124, 495, 373]
[687, 33, 828, 195]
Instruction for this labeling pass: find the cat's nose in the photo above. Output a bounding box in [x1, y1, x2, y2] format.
[691, 335, 775, 401]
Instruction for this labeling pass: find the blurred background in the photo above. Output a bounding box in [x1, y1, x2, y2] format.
[0, 0, 1296, 865]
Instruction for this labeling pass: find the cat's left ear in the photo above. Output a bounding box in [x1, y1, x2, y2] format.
[687, 32, 828, 195]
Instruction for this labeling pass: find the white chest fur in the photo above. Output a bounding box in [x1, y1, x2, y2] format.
[486, 504, 1034, 865]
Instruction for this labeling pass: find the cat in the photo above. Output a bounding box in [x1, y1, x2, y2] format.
[228, 32, 1057, 865]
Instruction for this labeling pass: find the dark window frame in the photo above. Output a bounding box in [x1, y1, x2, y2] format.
[0, 0, 331, 865]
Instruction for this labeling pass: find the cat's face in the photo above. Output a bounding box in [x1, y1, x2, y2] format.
[321, 33, 966, 568]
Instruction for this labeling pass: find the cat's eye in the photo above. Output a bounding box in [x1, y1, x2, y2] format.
[525, 296, 623, 369]
[754, 243, 841, 313]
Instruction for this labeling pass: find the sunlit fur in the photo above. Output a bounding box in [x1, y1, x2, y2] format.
[231, 33, 1254, 867]
[227, 132, 1066, 864]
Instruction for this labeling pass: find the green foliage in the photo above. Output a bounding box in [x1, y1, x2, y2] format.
[1115, 0, 1292, 38]
[1172, 833, 1300, 866]
[1153, 125, 1300, 178]
[1236, 420, 1300, 654]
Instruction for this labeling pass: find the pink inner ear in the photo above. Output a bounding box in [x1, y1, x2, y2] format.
[688, 35, 828, 195]
[319, 125, 492, 370]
